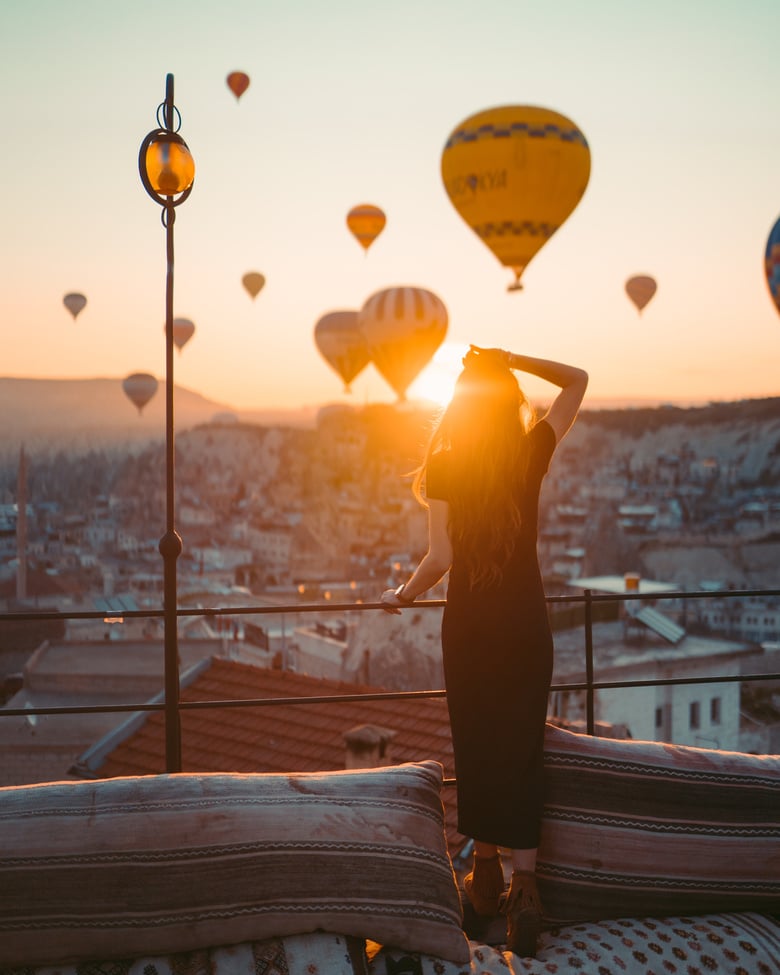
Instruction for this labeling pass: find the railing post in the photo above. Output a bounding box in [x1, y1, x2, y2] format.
[584, 588, 595, 734]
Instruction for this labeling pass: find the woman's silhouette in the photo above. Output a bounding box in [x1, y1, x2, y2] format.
[381, 344, 588, 957]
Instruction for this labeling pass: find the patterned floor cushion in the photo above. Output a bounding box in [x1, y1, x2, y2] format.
[0, 762, 468, 967]
[538, 725, 780, 924]
[0, 931, 370, 975]
[370, 912, 780, 975]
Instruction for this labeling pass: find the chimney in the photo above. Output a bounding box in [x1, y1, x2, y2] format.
[344, 724, 396, 770]
[624, 572, 641, 593]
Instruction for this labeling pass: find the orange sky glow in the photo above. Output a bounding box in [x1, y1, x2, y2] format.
[1, 0, 779, 416]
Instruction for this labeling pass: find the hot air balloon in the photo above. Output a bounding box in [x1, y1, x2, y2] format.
[63, 293, 87, 319]
[346, 204, 386, 252]
[242, 271, 265, 299]
[441, 105, 591, 291]
[227, 72, 250, 100]
[314, 310, 370, 392]
[167, 317, 196, 351]
[765, 215, 780, 316]
[122, 373, 159, 415]
[625, 275, 657, 314]
[358, 286, 448, 401]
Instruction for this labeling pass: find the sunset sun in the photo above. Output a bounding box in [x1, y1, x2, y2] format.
[408, 341, 469, 407]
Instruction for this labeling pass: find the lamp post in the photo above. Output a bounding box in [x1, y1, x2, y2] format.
[138, 74, 195, 772]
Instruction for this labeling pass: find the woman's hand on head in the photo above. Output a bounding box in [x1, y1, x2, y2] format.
[380, 588, 404, 614]
[468, 345, 511, 366]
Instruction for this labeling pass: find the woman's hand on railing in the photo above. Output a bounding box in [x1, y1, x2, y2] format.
[380, 589, 404, 615]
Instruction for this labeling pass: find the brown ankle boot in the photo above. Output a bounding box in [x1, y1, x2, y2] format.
[503, 870, 543, 958]
[463, 853, 505, 916]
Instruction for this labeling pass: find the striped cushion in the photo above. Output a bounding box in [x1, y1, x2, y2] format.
[0, 761, 468, 968]
[538, 725, 780, 923]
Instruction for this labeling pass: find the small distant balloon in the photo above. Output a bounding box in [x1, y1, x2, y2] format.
[625, 275, 657, 314]
[63, 293, 87, 319]
[346, 204, 386, 252]
[167, 317, 196, 352]
[314, 310, 370, 392]
[227, 72, 250, 100]
[122, 373, 159, 415]
[764, 215, 780, 317]
[242, 271, 266, 299]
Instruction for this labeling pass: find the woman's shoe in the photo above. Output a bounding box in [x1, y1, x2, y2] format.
[503, 869, 542, 958]
[463, 853, 505, 916]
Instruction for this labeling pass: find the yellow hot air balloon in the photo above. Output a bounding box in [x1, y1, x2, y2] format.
[122, 373, 159, 415]
[441, 105, 591, 291]
[314, 310, 370, 392]
[63, 292, 87, 319]
[242, 272, 266, 299]
[346, 204, 386, 252]
[358, 286, 448, 401]
[227, 72, 250, 100]
[625, 275, 657, 314]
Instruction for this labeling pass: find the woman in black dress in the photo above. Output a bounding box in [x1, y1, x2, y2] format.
[381, 345, 587, 957]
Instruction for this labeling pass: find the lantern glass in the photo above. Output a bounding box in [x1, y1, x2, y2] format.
[144, 136, 195, 196]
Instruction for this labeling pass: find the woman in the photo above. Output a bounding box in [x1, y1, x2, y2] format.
[381, 345, 587, 957]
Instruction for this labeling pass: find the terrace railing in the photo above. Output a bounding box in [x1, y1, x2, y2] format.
[2, 587, 780, 776]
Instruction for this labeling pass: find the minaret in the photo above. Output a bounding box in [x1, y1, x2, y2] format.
[16, 445, 27, 601]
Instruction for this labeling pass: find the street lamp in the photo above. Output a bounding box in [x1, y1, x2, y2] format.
[138, 74, 195, 772]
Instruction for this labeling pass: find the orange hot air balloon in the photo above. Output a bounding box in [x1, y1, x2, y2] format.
[346, 204, 386, 252]
[358, 286, 448, 401]
[166, 317, 196, 352]
[63, 292, 87, 319]
[441, 105, 591, 290]
[242, 271, 266, 299]
[625, 275, 657, 313]
[314, 310, 370, 392]
[227, 72, 250, 100]
[122, 373, 159, 415]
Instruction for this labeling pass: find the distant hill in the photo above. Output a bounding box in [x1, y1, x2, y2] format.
[0, 377, 319, 455]
[3, 376, 780, 475]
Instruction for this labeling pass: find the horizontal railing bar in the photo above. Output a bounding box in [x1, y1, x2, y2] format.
[3, 587, 780, 623]
[3, 672, 778, 719]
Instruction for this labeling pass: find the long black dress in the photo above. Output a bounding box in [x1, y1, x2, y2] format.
[425, 419, 556, 849]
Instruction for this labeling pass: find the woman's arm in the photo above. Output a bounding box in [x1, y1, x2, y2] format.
[507, 351, 588, 443]
[471, 345, 588, 444]
[380, 499, 452, 613]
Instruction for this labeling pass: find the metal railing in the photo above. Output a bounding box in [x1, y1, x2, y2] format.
[2, 587, 780, 774]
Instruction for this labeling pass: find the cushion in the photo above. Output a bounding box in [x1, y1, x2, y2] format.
[0, 761, 469, 967]
[370, 912, 780, 974]
[0, 932, 370, 975]
[538, 724, 780, 924]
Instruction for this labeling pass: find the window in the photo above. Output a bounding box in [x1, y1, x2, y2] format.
[710, 697, 721, 725]
[655, 706, 663, 729]
[690, 701, 701, 730]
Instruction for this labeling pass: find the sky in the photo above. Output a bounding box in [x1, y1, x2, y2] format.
[2, 0, 780, 415]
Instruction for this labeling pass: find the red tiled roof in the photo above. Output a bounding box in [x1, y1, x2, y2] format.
[96, 657, 467, 856]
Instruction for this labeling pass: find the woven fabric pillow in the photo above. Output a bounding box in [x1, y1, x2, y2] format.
[538, 724, 780, 924]
[0, 761, 468, 968]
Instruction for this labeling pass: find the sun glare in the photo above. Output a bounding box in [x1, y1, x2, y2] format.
[408, 341, 470, 407]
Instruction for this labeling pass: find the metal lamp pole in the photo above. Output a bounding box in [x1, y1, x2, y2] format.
[138, 74, 195, 772]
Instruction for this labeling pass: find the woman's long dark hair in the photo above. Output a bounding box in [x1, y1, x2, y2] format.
[414, 349, 535, 589]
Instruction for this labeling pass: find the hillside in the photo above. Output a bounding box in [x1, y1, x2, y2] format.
[561, 397, 780, 485]
[0, 377, 318, 456]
